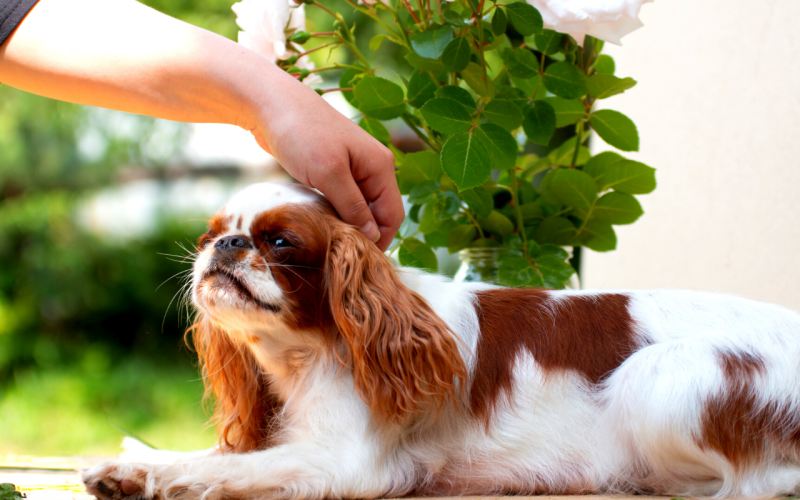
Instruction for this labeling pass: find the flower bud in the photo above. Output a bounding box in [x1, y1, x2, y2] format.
[298, 69, 311, 81]
[287, 30, 311, 44]
[314, 88, 325, 96]
[284, 55, 299, 65]
[287, 66, 301, 74]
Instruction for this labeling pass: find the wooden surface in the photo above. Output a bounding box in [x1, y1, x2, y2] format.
[0, 457, 679, 500]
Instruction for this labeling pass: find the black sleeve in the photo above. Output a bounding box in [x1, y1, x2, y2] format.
[1, 0, 39, 46]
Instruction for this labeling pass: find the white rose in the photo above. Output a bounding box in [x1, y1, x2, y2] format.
[528, 0, 653, 46]
[232, 0, 306, 62]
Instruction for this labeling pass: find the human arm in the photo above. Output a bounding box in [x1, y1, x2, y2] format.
[0, 0, 403, 249]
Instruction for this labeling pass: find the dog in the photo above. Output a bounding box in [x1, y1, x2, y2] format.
[82, 181, 800, 499]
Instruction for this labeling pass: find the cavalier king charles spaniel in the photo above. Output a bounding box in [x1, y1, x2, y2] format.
[83, 182, 800, 499]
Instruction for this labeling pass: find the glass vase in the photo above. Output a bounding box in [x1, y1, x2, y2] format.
[453, 247, 582, 289]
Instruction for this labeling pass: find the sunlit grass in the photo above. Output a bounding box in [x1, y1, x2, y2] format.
[0, 357, 216, 456]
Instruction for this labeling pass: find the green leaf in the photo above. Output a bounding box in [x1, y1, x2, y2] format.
[505, 2, 543, 36]
[470, 26, 494, 46]
[492, 7, 508, 36]
[461, 62, 494, 97]
[441, 131, 492, 190]
[411, 24, 453, 59]
[482, 99, 523, 131]
[522, 100, 556, 145]
[420, 98, 474, 134]
[359, 117, 391, 145]
[536, 254, 575, 281]
[424, 219, 457, 248]
[496, 86, 529, 111]
[543, 62, 586, 99]
[544, 168, 597, 209]
[474, 123, 518, 170]
[435, 85, 476, 110]
[418, 202, 443, 234]
[461, 186, 494, 219]
[469, 237, 502, 248]
[535, 216, 576, 245]
[478, 210, 514, 237]
[396, 150, 442, 194]
[354, 76, 406, 120]
[581, 220, 617, 252]
[407, 70, 437, 109]
[586, 74, 637, 99]
[340, 67, 365, 108]
[590, 109, 639, 152]
[593, 191, 643, 225]
[433, 190, 461, 219]
[405, 52, 446, 71]
[370, 34, 393, 51]
[553, 136, 590, 166]
[447, 224, 478, 253]
[604, 160, 657, 194]
[442, 36, 472, 72]
[582, 151, 623, 188]
[537, 243, 569, 260]
[408, 180, 441, 204]
[534, 29, 563, 55]
[443, 9, 467, 27]
[543, 97, 585, 128]
[501, 47, 539, 80]
[498, 256, 537, 287]
[594, 54, 615, 75]
[520, 202, 543, 222]
[398, 239, 438, 272]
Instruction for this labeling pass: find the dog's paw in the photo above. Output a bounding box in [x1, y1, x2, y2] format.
[81, 462, 153, 500]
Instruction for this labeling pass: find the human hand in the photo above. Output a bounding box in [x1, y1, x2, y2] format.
[240, 65, 403, 252]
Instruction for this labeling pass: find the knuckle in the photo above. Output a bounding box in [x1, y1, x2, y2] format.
[346, 198, 371, 220]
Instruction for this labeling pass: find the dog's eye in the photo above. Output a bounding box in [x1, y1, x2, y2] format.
[268, 237, 294, 249]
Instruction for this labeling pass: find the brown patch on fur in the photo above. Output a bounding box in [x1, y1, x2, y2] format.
[248, 201, 337, 331]
[471, 289, 638, 423]
[236, 215, 243, 230]
[697, 351, 800, 468]
[325, 220, 467, 422]
[187, 317, 282, 452]
[197, 214, 233, 249]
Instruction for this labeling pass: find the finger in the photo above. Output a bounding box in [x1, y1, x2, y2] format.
[310, 156, 380, 244]
[350, 144, 404, 251]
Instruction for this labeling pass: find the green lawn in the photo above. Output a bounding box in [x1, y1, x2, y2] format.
[0, 356, 216, 456]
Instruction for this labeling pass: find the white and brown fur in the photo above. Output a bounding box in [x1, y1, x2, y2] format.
[82, 182, 800, 499]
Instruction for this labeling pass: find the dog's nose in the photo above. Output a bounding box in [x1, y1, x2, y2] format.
[214, 235, 252, 251]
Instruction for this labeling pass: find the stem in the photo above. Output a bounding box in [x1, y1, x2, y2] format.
[473, 0, 491, 96]
[401, 113, 437, 151]
[400, 0, 421, 24]
[569, 121, 584, 168]
[343, 40, 372, 70]
[463, 209, 486, 239]
[508, 168, 530, 256]
[296, 42, 342, 58]
[320, 87, 353, 94]
[312, 2, 338, 18]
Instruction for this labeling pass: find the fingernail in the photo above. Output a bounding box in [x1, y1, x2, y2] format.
[361, 221, 380, 243]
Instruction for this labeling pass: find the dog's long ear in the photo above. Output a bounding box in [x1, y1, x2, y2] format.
[325, 223, 467, 422]
[188, 316, 281, 452]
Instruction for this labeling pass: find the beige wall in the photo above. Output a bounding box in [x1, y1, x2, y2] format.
[582, 0, 800, 311]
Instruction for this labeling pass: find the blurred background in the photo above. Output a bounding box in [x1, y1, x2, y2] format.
[2, 0, 799, 456]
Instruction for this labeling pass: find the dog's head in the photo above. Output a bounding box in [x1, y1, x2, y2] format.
[189, 182, 465, 452]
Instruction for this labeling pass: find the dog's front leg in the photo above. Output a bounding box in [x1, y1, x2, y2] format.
[82, 438, 407, 500]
